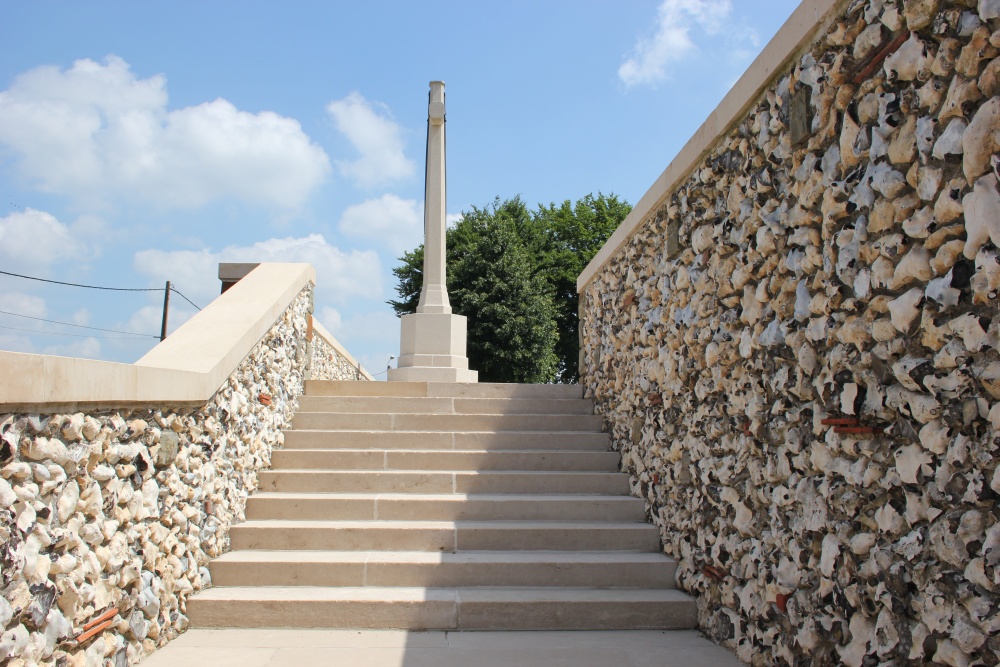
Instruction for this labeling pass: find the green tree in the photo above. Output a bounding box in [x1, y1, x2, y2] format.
[535, 193, 631, 382]
[388, 193, 628, 383]
[451, 204, 558, 383]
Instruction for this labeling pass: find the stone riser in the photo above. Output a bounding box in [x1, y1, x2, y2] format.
[282, 430, 611, 451]
[257, 470, 630, 495]
[291, 413, 603, 432]
[297, 396, 596, 415]
[304, 380, 584, 400]
[269, 449, 621, 472]
[245, 493, 647, 522]
[186, 587, 697, 630]
[228, 521, 661, 552]
[209, 551, 677, 588]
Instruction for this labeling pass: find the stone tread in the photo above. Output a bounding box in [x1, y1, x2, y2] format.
[244, 492, 646, 522]
[256, 469, 631, 495]
[212, 550, 677, 565]
[209, 550, 679, 588]
[290, 412, 604, 432]
[281, 430, 611, 451]
[296, 396, 596, 415]
[303, 380, 585, 399]
[269, 449, 621, 471]
[186, 586, 697, 630]
[228, 520, 661, 552]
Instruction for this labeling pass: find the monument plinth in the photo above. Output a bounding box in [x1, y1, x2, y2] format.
[388, 81, 477, 383]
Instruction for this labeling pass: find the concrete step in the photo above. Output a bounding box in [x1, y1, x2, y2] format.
[186, 586, 696, 630]
[304, 380, 584, 400]
[209, 551, 678, 588]
[245, 492, 648, 522]
[282, 430, 611, 451]
[270, 449, 621, 472]
[228, 520, 662, 552]
[297, 396, 595, 415]
[291, 412, 603, 432]
[257, 470, 630, 495]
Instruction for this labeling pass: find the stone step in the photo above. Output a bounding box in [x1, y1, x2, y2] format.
[297, 395, 596, 415]
[186, 586, 697, 630]
[209, 550, 678, 588]
[270, 449, 621, 472]
[257, 470, 630, 495]
[304, 380, 584, 400]
[245, 492, 647, 522]
[291, 412, 603, 432]
[283, 430, 611, 451]
[228, 520, 662, 552]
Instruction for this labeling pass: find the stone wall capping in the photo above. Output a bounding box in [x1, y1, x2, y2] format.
[0, 263, 331, 412]
[577, 0, 847, 292]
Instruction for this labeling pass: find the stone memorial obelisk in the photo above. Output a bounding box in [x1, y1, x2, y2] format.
[388, 81, 477, 383]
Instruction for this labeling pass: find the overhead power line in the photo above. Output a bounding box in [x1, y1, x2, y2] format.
[0, 324, 157, 340]
[0, 269, 203, 311]
[0, 309, 160, 339]
[169, 287, 202, 311]
[0, 269, 165, 292]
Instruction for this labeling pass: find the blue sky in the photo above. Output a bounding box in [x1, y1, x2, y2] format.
[0, 0, 799, 375]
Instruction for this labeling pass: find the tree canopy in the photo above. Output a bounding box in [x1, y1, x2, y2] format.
[389, 193, 629, 383]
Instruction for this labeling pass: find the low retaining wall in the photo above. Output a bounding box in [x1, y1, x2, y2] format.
[0, 265, 369, 665]
[579, 1, 1000, 665]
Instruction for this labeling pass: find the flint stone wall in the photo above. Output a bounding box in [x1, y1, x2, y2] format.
[580, 1, 1000, 665]
[310, 332, 367, 382]
[0, 286, 366, 666]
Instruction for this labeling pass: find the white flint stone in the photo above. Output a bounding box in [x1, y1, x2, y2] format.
[961, 174, 1000, 259]
[963, 96, 1000, 182]
[884, 33, 930, 81]
[932, 118, 968, 159]
[888, 288, 924, 332]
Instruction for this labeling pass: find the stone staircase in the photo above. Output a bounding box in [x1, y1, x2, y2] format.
[186, 381, 697, 630]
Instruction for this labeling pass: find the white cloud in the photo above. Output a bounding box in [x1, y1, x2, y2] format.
[0, 208, 77, 271]
[42, 337, 102, 360]
[0, 55, 331, 209]
[327, 92, 415, 188]
[133, 233, 383, 307]
[619, 0, 733, 87]
[338, 194, 423, 254]
[318, 306, 342, 333]
[446, 213, 464, 229]
[333, 310, 400, 344]
[0, 292, 47, 318]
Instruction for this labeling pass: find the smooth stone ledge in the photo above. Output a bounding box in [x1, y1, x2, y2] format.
[137, 629, 745, 667]
[0, 263, 369, 411]
[576, 0, 847, 291]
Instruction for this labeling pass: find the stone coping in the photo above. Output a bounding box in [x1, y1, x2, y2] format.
[0, 263, 319, 412]
[576, 0, 845, 292]
[311, 317, 374, 381]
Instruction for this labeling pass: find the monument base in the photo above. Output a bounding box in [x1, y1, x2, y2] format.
[387, 312, 478, 383]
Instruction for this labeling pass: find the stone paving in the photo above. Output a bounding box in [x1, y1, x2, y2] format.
[137, 629, 745, 667]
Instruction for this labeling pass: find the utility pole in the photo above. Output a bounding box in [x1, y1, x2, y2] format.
[160, 280, 170, 342]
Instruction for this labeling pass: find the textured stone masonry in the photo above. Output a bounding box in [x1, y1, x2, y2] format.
[581, 1, 1000, 665]
[0, 286, 366, 666]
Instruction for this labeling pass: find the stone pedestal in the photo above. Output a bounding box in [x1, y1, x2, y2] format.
[388, 312, 478, 382]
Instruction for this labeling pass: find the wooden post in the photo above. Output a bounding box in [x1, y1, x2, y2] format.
[160, 280, 171, 342]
